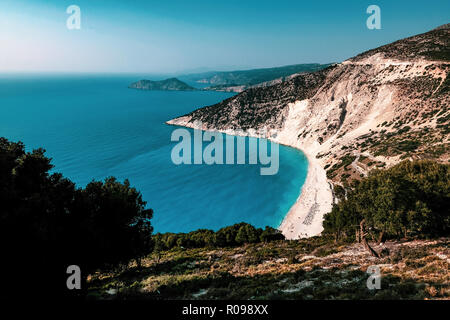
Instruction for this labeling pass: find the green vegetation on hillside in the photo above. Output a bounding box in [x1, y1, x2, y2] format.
[153, 223, 284, 254]
[182, 63, 332, 86]
[324, 160, 450, 242]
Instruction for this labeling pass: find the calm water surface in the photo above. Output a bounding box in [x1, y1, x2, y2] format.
[0, 74, 308, 233]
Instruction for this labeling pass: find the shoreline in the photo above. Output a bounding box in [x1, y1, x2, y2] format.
[278, 151, 333, 239]
[166, 118, 334, 240]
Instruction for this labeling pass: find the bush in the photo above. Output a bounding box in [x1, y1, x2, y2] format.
[152, 223, 285, 252]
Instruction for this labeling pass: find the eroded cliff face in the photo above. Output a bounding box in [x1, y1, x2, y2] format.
[168, 25, 450, 188]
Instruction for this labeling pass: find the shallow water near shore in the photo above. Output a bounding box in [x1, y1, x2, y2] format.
[0, 74, 308, 233]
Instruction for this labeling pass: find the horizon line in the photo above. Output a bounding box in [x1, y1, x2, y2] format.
[0, 62, 335, 76]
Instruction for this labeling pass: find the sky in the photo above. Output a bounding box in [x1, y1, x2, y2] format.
[0, 0, 449, 74]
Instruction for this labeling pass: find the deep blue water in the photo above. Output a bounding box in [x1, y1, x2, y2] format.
[0, 74, 308, 233]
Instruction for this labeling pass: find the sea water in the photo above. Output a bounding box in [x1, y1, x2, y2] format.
[0, 74, 308, 233]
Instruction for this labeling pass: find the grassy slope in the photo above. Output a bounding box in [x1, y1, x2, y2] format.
[88, 237, 449, 300]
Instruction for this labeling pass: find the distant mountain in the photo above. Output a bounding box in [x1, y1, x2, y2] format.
[179, 63, 332, 92]
[129, 78, 197, 91]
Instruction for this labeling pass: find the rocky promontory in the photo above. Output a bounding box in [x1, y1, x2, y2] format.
[129, 78, 197, 91]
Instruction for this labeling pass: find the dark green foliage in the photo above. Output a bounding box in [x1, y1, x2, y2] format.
[332, 184, 346, 201]
[397, 126, 411, 134]
[424, 50, 450, 62]
[396, 139, 420, 152]
[326, 154, 357, 179]
[77, 177, 154, 268]
[0, 138, 153, 299]
[324, 160, 450, 241]
[260, 226, 285, 242]
[152, 224, 284, 251]
[235, 224, 260, 244]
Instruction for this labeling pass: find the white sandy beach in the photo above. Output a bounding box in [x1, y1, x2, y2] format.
[167, 111, 334, 240]
[262, 99, 334, 239]
[278, 152, 333, 239]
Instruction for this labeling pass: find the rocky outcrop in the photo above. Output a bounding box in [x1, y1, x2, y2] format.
[129, 78, 197, 91]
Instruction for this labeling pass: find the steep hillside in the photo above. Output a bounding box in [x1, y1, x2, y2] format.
[167, 25, 450, 239]
[351, 24, 450, 62]
[182, 63, 331, 92]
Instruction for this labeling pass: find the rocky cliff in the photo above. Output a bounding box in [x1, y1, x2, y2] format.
[169, 25, 449, 178]
[167, 25, 450, 238]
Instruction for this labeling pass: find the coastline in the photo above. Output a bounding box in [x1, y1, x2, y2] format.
[166, 117, 334, 240]
[278, 151, 333, 239]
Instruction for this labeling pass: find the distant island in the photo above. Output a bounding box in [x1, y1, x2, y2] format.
[129, 78, 197, 91]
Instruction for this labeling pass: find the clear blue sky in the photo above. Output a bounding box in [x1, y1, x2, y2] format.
[0, 0, 449, 73]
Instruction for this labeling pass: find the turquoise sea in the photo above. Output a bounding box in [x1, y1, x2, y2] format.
[0, 74, 308, 233]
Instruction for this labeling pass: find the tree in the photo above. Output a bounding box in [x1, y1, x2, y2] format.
[77, 177, 153, 269]
[235, 226, 249, 244]
[260, 226, 284, 242]
[0, 138, 154, 299]
[323, 160, 450, 250]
